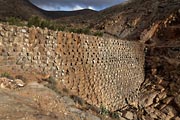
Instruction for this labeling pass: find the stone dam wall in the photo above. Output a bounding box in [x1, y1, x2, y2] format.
[0, 23, 144, 111]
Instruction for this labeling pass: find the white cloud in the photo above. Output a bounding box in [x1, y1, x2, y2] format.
[88, 6, 96, 10]
[30, 0, 125, 11]
[72, 5, 84, 11]
[72, 5, 96, 11]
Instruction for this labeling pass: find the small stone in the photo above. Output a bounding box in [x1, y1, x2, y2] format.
[151, 68, 157, 75]
[21, 29, 27, 33]
[47, 51, 51, 56]
[15, 79, 25, 87]
[124, 111, 134, 120]
[0, 77, 15, 89]
[0, 31, 5, 36]
[24, 38, 29, 42]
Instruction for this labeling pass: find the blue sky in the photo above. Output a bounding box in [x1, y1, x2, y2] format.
[29, 0, 126, 11]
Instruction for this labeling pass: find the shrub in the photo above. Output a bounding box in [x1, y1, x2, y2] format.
[110, 112, 119, 119]
[6, 17, 24, 26]
[27, 16, 41, 27]
[69, 28, 90, 34]
[27, 16, 65, 31]
[100, 105, 110, 115]
[93, 31, 103, 37]
[1, 72, 14, 79]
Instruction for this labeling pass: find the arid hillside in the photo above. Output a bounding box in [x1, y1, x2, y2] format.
[0, 0, 97, 21]
[0, 0, 45, 20]
[0, 0, 180, 119]
[93, 0, 180, 40]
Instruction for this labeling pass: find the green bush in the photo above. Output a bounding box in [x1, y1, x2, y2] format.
[27, 16, 65, 31]
[110, 112, 119, 119]
[100, 105, 110, 115]
[7, 17, 24, 26]
[1, 72, 14, 79]
[27, 16, 41, 27]
[93, 31, 103, 37]
[69, 28, 90, 34]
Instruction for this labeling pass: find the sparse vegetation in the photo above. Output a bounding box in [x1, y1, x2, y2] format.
[27, 16, 65, 31]
[1, 72, 14, 79]
[110, 112, 119, 119]
[69, 28, 90, 34]
[70, 95, 85, 106]
[6, 17, 24, 26]
[100, 105, 110, 116]
[93, 31, 103, 37]
[43, 76, 62, 94]
[45, 76, 57, 90]
[99, 105, 119, 119]
[2, 16, 104, 37]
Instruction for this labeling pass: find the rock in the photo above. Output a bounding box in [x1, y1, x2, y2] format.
[0, 83, 89, 120]
[146, 107, 169, 120]
[68, 107, 101, 120]
[175, 94, 180, 109]
[151, 68, 157, 75]
[123, 111, 134, 120]
[162, 97, 174, 105]
[119, 116, 127, 120]
[157, 91, 167, 101]
[85, 113, 101, 120]
[140, 91, 159, 108]
[174, 116, 180, 120]
[27, 82, 45, 88]
[68, 107, 82, 114]
[0, 77, 15, 89]
[0, 31, 5, 36]
[61, 96, 75, 106]
[153, 109, 167, 120]
[21, 29, 27, 33]
[161, 105, 177, 119]
[145, 107, 158, 119]
[142, 115, 152, 120]
[14, 79, 25, 87]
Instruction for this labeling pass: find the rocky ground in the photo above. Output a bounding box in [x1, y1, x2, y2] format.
[0, 75, 141, 120]
[0, 77, 102, 120]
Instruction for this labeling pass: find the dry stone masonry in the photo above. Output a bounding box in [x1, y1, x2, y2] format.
[0, 23, 144, 111]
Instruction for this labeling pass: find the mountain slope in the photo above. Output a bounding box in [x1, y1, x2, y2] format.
[0, 0, 45, 20]
[0, 0, 97, 21]
[93, 0, 180, 40]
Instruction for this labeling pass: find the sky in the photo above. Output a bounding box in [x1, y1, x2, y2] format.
[29, 0, 126, 11]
